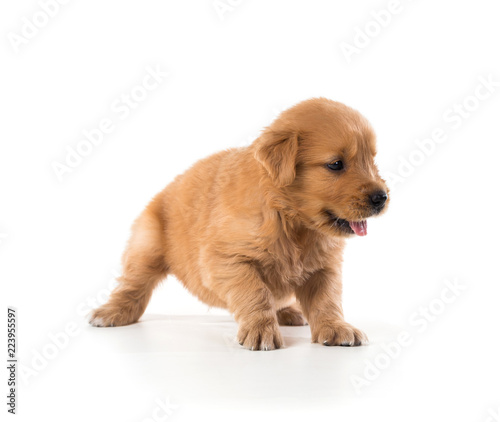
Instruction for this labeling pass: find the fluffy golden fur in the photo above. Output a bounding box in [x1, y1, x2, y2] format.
[90, 98, 389, 350]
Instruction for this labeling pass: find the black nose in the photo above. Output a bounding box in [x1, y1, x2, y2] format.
[370, 191, 388, 209]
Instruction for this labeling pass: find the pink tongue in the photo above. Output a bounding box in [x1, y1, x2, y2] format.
[349, 220, 368, 236]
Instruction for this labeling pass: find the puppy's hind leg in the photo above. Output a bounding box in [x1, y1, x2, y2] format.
[90, 198, 168, 327]
[277, 303, 308, 326]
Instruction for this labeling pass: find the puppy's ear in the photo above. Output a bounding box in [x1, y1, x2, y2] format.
[254, 128, 298, 187]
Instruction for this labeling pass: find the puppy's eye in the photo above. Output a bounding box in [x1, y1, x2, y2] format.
[327, 160, 344, 171]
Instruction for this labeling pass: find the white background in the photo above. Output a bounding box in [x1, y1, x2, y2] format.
[1, 0, 500, 421]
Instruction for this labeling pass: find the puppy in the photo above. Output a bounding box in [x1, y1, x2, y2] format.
[90, 98, 389, 350]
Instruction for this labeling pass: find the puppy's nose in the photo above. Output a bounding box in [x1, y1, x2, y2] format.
[369, 191, 388, 209]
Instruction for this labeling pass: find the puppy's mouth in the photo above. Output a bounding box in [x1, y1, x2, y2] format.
[325, 211, 368, 237]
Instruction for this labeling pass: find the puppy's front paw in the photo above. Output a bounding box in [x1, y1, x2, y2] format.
[237, 319, 284, 351]
[312, 321, 368, 347]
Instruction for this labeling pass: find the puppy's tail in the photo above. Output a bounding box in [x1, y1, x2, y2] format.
[89, 193, 169, 327]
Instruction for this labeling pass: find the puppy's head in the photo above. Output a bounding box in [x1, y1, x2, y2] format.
[254, 98, 389, 237]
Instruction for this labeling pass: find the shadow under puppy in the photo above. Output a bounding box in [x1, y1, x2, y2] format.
[90, 97, 389, 351]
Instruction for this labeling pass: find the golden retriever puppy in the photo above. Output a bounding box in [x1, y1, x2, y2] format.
[90, 97, 389, 350]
